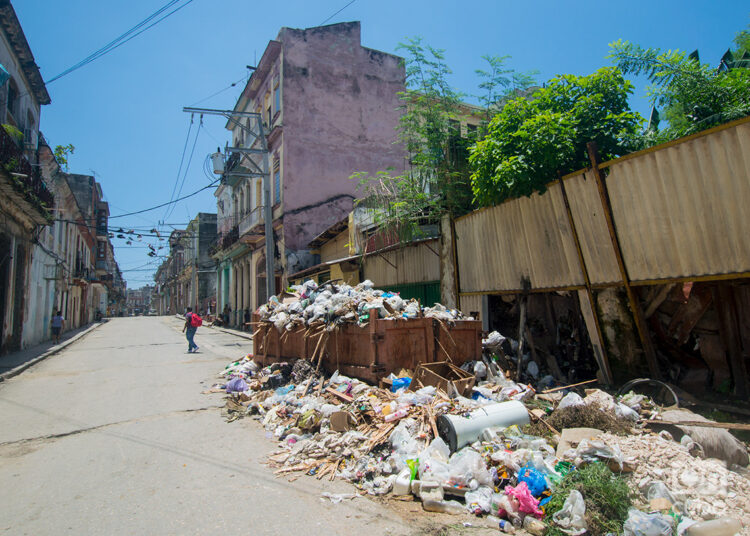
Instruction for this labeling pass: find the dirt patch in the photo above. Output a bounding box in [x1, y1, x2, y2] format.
[527, 404, 633, 437]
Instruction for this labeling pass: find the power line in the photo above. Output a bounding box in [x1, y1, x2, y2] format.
[188, 74, 249, 107]
[165, 115, 203, 220]
[162, 114, 195, 222]
[45, 0, 197, 85]
[319, 0, 357, 26]
[108, 178, 219, 220]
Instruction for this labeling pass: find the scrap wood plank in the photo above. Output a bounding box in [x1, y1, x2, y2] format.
[426, 407, 439, 439]
[541, 379, 598, 394]
[366, 422, 396, 451]
[646, 420, 750, 431]
[326, 386, 354, 403]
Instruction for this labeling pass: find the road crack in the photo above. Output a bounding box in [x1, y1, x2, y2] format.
[0, 405, 223, 447]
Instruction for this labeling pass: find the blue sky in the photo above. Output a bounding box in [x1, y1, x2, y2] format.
[15, 0, 750, 287]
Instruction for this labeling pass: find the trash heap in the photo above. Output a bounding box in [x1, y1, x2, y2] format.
[208, 351, 750, 535]
[256, 279, 470, 331]
[208, 281, 749, 535]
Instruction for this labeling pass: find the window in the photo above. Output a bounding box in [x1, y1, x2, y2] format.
[6, 78, 17, 117]
[273, 157, 281, 205]
[274, 76, 281, 114]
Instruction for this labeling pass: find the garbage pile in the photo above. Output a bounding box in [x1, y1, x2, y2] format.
[256, 279, 470, 331]
[207, 352, 749, 535]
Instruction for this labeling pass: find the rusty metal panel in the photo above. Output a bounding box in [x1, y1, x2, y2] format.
[459, 294, 482, 317]
[253, 314, 481, 384]
[455, 184, 584, 292]
[606, 121, 750, 282]
[563, 172, 621, 284]
[362, 239, 440, 286]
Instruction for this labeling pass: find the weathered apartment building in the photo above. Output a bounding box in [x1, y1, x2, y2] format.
[153, 213, 217, 316]
[212, 22, 405, 326]
[0, 0, 121, 353]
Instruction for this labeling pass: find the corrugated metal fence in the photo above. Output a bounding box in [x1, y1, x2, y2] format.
[456, 117, 750, 295]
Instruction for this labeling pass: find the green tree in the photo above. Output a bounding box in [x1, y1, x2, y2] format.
[54, 143, 75, 172]
[469, 67, 643, 207]
[354, 38, 472, 240]
[608, 26, 750, 141]
[475, 55, 537, 125]
[355, 41, 535, 239]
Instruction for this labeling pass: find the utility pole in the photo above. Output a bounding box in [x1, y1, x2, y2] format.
[182, 106, 276, 301]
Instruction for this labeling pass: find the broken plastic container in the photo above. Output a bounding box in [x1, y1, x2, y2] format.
[437, 400, 530, 451]
[684, 518, 742, 536]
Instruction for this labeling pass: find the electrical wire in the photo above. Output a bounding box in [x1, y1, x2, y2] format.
[165, 115, 203, 220]
[45, 0, 197, 85]
[319, 0, 357, 26]
[108, 179, 219, 219]
[188, 74, 249, 107]
[162, 114, 195, 222]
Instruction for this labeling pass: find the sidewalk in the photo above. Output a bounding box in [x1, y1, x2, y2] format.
[175, 314, 254, 341]
[0, 322, 105, 380]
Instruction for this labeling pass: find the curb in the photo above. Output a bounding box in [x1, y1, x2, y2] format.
[211, 326, 254, 341]
[0, 321, 106, 383]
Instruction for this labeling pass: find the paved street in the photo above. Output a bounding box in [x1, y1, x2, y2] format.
[0, 316, 412, 535]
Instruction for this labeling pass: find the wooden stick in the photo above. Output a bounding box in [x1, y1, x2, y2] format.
[326, 386, 353, 403]
[645, 420, 750, 431]
[541, 378, 598, 394]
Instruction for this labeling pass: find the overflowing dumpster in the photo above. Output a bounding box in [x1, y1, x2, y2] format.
[251, 280, 482, 383]
[254, 313, 482, 383]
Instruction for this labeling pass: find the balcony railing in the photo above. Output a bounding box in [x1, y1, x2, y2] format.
[239, 205, 265, 237]
[0, 125, 54, 217]
[219, 225, 239, 251]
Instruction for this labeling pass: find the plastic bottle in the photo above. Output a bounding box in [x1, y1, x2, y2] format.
[384, 407, 408, 422]
[522, 516, 546, 536]
[498, 519, 516, 533]
[422, 499, 465, 515]
[685, 517, 742, 536]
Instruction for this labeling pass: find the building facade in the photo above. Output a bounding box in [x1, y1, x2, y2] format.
[0, 0, 52, 352]
[212, 21, 405, 325]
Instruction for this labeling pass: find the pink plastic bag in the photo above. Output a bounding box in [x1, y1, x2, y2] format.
[506, 482, 543, 519]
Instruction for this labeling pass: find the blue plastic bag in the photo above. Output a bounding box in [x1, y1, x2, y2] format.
[391, 377, 412, 392]
[518, 464, 547, 497]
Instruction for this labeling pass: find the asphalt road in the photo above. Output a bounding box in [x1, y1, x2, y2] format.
[0, 316, 415, 535]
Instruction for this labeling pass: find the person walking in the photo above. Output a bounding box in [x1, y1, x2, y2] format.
[182, 307, 199, 353]
[50, 310, 65, 345]
[222, 304, 231, 326]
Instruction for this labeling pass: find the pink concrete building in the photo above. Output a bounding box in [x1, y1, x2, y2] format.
[213, 22, 405, 324]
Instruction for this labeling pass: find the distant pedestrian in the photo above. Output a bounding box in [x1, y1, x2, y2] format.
[182, 307, 199, 353]
[222, 304, 231, 326]
[51, 310, 65, 344]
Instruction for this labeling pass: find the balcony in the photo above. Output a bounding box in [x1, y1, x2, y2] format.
[239, 206, 265, 237]
[73, 267, 96, 283]
[0, 125, 54, 223]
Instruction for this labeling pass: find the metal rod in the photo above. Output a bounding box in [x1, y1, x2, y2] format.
[182, 107, 261, 118]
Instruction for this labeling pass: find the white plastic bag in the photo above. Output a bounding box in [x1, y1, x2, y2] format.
[616, 402, 640, 421]
[557, 392, 584, 410]
[623, 507, 674, 536]
[552, 490, 587, 535]
[447, 448, 492, 487]
[465, 486, 493, 514]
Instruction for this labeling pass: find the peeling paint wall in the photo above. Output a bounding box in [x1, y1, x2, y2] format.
[280, 22, 406, 252]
